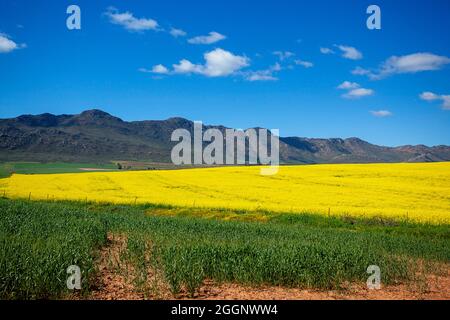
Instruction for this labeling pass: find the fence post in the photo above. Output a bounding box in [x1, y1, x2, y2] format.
[28, 192, 31, 201]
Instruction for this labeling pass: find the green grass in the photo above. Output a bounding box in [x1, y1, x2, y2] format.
[0, 199, 108, 299]
[146, 206, 450, 240]
[0, 198, 448, 299]
[0, 162, 117, 178]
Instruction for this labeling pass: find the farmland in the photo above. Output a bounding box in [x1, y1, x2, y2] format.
[0, 162, 117, 179]
[1, 162, 450, 223]
[1, 198, 449, 299]
[0, 162, 449, 299]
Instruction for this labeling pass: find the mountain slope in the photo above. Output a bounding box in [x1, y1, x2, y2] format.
[1, 109, 449, 164]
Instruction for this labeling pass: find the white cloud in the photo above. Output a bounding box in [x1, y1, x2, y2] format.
[376, 53, 450, 78]
[271, 62, 282, 72]
[351, 66, 371, 76]
[187, 31, 226, 45]
[170, 48, 248, 77]
[202, 48, 248, 76]
[138, 64, 169, 74]
[343, 88, 374, 99]
[295, 59, 314, 68]
[441, 96, 450, 110]
[337, 81, 373, 99]
[0, 34, 25, 53]
[244, 63, 281, 82]
[245, 72, 278, 82]
[148, 48, 303, 81]
[273, 51, 295, 61]
[420, 91, 450, 110]
[139, 65, 169, 79]
[143, 64, 170, 74]
[354, 53, 450, 80]
[370, 110, 392, 117]
[173, 59, 203, 74]
[320, 47, 334, 55]
[170, 28, 187, 38]
[420, 91, 440, 101]
[382, 53, 450, 74]
[105, 7, 159, 32]
[335, 45, 363, 60]
[337, 81, 360, 90]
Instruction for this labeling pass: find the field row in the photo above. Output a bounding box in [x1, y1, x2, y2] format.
[1, 163, 450, 223]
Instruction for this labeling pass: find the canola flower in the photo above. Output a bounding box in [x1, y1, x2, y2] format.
[1, 162, 449, 224]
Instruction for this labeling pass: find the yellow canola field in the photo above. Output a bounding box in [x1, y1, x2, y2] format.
[1, 162, 449, 224]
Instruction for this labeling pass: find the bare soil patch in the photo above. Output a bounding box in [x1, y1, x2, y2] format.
[186, 275, 449, 300]
[89, 234, 143, 300]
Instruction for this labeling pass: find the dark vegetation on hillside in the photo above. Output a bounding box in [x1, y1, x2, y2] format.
[1, 109, 449, 163]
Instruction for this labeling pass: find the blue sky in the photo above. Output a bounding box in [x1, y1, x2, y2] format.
[0, 0, 449, 146]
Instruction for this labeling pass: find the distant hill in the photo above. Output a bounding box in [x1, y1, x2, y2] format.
[1, 109, 450, 164]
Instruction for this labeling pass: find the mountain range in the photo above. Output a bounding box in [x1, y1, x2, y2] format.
[1, 109, 450, 164]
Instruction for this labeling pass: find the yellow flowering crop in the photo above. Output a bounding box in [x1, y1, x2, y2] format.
[1, 162, 449, 224]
